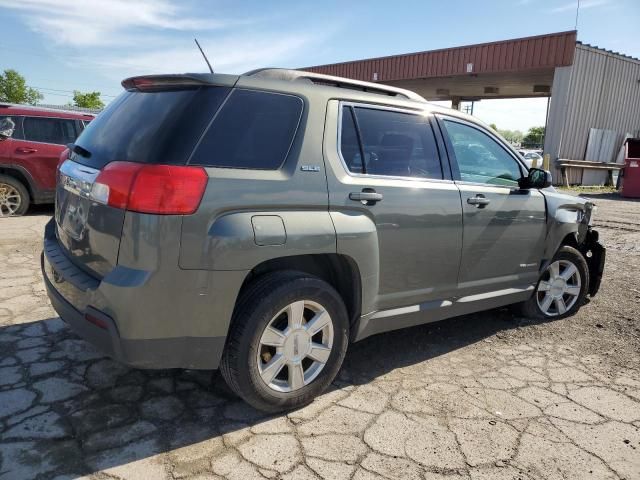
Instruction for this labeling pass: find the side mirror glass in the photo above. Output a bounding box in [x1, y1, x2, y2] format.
[520, 168, 552, 189]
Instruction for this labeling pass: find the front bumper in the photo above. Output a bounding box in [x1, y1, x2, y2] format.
[42, 219, 228, 369]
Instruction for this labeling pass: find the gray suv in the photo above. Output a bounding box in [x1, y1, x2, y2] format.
[42, 69, 605, 411]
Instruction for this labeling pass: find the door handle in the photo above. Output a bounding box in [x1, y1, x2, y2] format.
[467, 195, 490, 207]
[15, 147, 37, 154]
[349, 189, 383, 204]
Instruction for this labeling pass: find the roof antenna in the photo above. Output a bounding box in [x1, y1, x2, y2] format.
[574, 0, 580, 30]
[194, 38, 214, 74]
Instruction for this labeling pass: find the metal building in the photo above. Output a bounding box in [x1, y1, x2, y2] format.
[545, 43, 640, 184]
[304, 32, 640, 184]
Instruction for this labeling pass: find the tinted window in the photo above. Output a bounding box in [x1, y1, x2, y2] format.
[444, 120, 523, 186]
[190, 89, 303, 169]
[340, 106, 442, 179]
[74, 86, 230, 169]
[23, 117, 76, 145]
[340, 107, 363, 173]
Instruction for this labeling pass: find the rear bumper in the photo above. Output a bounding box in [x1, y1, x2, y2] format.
[42, 219, 230, 369]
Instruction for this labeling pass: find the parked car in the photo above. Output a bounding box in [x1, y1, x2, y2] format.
[518, 150, 544, 169]
[42, 69, 605, 411]
[0, 104, 94, 216]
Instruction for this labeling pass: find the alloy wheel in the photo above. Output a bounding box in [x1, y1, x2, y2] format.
[257, 300, 334, 392]
[0, 182, 22, 217]
[536, 259, 581, 317]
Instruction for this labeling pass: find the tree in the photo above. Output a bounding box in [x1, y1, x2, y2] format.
[498, 129, 524, 144]
[522, 126, 545, 147]
[70, 91, 104, 110]
[489, 123, 498, 131]
[0, 69, 43, 105]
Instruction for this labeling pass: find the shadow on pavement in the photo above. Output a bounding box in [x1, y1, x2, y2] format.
[0, 308, 553, 478]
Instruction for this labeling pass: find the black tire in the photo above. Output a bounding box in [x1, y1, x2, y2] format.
[220, 271, 349, 412]
[519, 245, 589, 320]
[0, 174, 30, 216]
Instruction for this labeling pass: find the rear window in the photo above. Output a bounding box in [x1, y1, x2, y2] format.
[189, 89, 303, 169]
[73, 86, 230, 169]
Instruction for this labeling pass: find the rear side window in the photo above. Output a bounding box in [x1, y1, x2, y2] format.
[23, 117, 76, 145]
[340, 105, 442, 179]
[190, 89, 303, 169]
[74, 87, 230, 169]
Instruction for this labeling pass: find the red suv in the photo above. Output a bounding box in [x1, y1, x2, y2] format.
[0, 104, 95, 216]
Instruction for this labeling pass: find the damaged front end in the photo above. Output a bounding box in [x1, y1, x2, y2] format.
[580, 227, 606, 297]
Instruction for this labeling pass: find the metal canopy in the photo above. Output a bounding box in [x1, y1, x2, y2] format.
[303, 31, 577, 101]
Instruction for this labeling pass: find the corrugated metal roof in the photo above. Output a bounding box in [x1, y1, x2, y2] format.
[304, 31, 577, 82]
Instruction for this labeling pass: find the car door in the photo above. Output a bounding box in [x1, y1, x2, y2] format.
[438, 116, 546, 297]
[13, 116, 77, 191]
[324, 101, 463, 315]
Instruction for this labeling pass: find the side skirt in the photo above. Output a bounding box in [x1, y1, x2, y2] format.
[352, 286, 534, 342]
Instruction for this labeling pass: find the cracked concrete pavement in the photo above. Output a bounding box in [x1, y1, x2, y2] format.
[1, 193, 639, 480]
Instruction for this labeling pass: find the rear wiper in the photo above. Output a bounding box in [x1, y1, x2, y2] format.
[67, 143, 92, 159]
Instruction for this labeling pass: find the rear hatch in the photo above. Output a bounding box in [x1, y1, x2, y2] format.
[55, 76, 233, 277]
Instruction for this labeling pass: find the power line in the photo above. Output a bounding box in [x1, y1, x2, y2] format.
[28, 85, 117, 98]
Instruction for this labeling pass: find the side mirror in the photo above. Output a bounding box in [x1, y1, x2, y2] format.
[519, 168, 552, 189]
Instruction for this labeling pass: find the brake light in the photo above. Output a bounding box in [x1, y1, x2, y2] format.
[92, 162, 207, 214]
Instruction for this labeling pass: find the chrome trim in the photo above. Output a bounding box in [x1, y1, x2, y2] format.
[370, 300, 453, 319]
[455, 180, 519, 191]
[58, 160, 100, 198]
[457, 286, 535, 303]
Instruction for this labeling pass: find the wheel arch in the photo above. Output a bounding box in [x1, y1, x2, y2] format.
[238, 253, 362, 330]
[0, 166, 35, 201]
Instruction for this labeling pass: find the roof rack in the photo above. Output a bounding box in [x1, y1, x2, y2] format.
[243, 68, 426, 102]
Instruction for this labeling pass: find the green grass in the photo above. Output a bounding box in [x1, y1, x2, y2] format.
[557, 185, 618, 194]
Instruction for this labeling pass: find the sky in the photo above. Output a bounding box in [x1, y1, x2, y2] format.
[1, 0, 638, 132]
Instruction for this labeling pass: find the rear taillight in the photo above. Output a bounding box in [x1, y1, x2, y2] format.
[91, 162, 207, 214]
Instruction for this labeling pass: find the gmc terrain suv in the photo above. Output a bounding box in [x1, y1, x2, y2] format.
[42, 69, 605, 411]
[0, 104, 94, 216]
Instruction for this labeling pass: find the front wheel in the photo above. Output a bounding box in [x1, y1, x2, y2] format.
[520, 245, 589, 320]
[220, 271, 349, 412]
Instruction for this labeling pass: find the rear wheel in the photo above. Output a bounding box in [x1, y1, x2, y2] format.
[0, 174, 29, 217]
[220, 271, 349, 412]
[520, 245, 589, 319]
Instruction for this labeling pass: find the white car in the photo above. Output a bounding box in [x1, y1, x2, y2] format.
[519, 150, 544, 169]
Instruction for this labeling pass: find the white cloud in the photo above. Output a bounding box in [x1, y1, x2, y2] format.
[79, 31, 325, 78]
[0, 0, 246, 47]
[550, 0, 612, 13]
